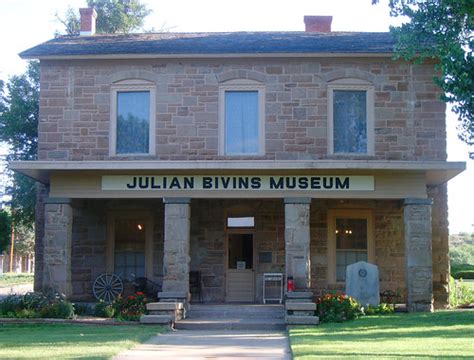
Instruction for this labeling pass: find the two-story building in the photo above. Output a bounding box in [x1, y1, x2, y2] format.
[13, 10, 465, 311]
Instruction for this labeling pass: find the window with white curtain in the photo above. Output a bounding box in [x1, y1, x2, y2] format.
[219, 80, 265, 156]
[225, 91, 259, 155]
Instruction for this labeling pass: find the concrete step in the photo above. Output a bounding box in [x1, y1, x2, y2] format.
[140, 315, 174, 324]
[286, 291, 313, 299]
[187, 304, 285, 319]
[286, 315, 320, 325]
[175, 304, 286, 330]
[175, 319, 286, 331]
[146, 302, 184, 311]
[285, 302, 317, 311]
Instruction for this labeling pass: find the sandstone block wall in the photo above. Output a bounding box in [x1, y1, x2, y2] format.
[38, 58, 446, 162]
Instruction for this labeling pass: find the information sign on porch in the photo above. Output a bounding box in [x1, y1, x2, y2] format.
[101, 175, 374, 191]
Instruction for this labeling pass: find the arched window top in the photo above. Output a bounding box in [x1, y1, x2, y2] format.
[109, 70, 158, 84]
[324, 69, 376, 85]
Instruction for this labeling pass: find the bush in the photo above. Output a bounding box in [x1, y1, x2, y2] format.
[94, 300, 114, 318]
[363, 303, 395, 315]
[74, 303, 94, 316]
[450, 276, 474, 307]
[451, 264, 474, 280]
[0, 291, 75, 319]
[40, 301, 75, 319]
[112, 292, 147, 321]
[316, 294, 362, 323]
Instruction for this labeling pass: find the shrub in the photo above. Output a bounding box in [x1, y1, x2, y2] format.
[74, 303, 94, 316]
[316, 294, 362, 323]
[0, 291, 75, 319]
[363, 303, 395, 315]
[450, 276, 474, 307]
[451, 264, 474, 280]
[94, 300, 114, 318]
[40, 301, 75, 319]
[112, 292, 147, 321]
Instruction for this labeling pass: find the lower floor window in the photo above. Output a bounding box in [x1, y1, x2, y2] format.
[113, 219, 146, 281]
[328, 210, 374, 283]
[115, 251, 145, 280]
[335, 218, 368, 281]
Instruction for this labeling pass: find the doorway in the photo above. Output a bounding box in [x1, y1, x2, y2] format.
[226, 232, 255, 302]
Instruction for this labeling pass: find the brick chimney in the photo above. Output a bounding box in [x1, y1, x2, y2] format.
[304, 16, 333, 33]
[79, 8, 97, 36]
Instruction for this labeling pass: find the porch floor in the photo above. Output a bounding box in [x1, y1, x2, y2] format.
[177, 303, 286, 330]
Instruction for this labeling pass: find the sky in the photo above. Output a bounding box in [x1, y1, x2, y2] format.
[0, 0, 472, 233]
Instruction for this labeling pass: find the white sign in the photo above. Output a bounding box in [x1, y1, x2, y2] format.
[101, 175, 374, 191]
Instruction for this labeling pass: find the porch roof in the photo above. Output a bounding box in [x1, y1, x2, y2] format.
[9, 160, 465, 186]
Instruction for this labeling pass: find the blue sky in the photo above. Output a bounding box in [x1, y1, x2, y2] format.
[0, 0, 472, 233]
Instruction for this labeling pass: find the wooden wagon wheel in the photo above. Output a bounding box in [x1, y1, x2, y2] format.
[93, 273, 123, 303]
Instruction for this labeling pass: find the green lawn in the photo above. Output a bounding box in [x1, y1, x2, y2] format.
[0, 273, 34, 287]
[0, 323, 165, 359]
[289, 311, 474, 359]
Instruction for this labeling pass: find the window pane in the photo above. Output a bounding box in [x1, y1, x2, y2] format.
[225, 91, 259, 155]
[335, 217, 368, 282]
[336, 250, 367, 282]
[116, 91, 150, 154]
[114, 219, 146, 281]
[336, 218, 367, 250]
[227, 217, 255, 228]
[333, 90, 367, 153]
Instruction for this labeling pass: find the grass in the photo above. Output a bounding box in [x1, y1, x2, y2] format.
[0, 323, 165, 359]
[0, 273, 34, 287]
[289, 311, 474, 359]
[463, 280, 474, 290]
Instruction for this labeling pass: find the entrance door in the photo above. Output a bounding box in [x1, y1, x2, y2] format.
[226, 233, 255, 302]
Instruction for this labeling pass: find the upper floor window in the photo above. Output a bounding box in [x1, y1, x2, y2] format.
[219, 80, 265, 156]
[328, 80, 374, 155]
[110, 80, 156, 156]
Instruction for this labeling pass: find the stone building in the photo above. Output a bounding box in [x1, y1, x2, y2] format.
[12, 10, 465, 311]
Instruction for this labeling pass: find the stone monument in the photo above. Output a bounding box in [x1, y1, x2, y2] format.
[345, 261, 380, 306]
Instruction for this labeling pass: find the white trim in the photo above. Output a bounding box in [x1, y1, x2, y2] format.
[109, 83, 156, 157]
[219, 81, 265, 156]
[327, 81, 375, 156]
[327, 209, 375, 284]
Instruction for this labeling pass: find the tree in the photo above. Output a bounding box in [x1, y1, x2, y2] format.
[57, 0, 152, 35]
[375, 0, 473, 157]
[0, 61, 39, 228]
[0, 209, 11, 253]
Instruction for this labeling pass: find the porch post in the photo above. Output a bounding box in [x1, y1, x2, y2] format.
[403, 198, 433, 312]
[161, 198, 191, 302]
[43, 198, 73, 297]
[284, 198, 311, 290]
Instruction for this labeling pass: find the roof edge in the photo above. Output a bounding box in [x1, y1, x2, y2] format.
[20, 52, 394, 61]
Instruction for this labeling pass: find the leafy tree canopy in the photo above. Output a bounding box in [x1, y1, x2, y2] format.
[57, 0, 152, 35]
[0, 61, 39, 228]
[376, 0, 473, 157]
[0, 209, 12, 253]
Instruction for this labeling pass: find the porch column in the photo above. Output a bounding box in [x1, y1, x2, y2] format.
[403, 198, 433, 312]
[161, 198, 191, 301]
[43, 198, 73, 297]
[284, 198, 311, 289]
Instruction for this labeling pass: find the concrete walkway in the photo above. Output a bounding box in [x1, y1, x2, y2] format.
[113, 330, 292, 360]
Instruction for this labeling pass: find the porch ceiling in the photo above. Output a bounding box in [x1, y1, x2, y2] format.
[9, 160, 465, 186]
